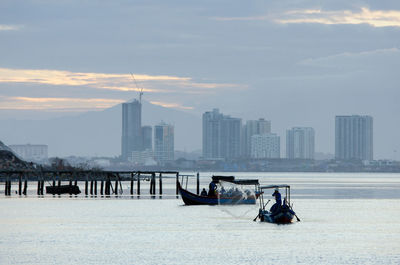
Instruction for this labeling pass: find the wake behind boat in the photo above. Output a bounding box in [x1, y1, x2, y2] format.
[178, 175, 259, 205]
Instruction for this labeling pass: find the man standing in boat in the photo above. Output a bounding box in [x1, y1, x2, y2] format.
[208, 180, 217, 197]
[270, 189, 282, 213]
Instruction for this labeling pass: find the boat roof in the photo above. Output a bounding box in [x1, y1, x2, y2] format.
[212, 175, 235, 182]
[260, 184, 290, 189]
[230, 179, 259, 185]
[212, 175, 259, 185]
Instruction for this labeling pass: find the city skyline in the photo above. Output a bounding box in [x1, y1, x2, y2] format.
[0, 1, 399, 159]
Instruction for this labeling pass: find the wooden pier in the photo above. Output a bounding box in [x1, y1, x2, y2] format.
[0, 170, 201, 197]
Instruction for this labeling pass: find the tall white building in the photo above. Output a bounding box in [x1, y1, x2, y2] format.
[154, 122, 174, 164]
[286, 127, 315, 159]
[335, 115, 373, 161]
[242, 118, 271, 158]
[9, 144, 48, 162]
[251, 133, 280, 159]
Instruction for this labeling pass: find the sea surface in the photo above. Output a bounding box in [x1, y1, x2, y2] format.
[1, 172, 400, 264]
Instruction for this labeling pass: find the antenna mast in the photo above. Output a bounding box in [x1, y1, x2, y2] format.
[130, 73, 144, 104]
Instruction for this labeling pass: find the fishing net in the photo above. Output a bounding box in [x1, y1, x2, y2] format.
[215, 181, 258, 218]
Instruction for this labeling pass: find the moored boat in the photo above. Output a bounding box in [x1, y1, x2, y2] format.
[46, 184, 81, 195]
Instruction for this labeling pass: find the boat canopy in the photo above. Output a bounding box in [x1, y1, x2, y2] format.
[212, 175, 259, 185]
[260, 184, 290, 190]
[230, 179, 259, 185]
[212, 175, 235, 182]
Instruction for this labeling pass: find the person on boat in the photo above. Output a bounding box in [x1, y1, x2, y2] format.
[200, 188, 207, 196]
[208, 181, 217, 197]
[282, 197, 296, 215]
[270, 189, 282, 213]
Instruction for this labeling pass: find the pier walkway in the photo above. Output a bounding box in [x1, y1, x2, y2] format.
[0, 169, 200, 197]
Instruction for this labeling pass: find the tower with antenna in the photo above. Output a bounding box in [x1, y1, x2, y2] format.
[130, 73, 144, 104]
[121, 73, 145, 160]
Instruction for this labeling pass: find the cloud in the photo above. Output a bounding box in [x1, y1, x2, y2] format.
[300, 48, 400, 66]
[150, 101, 194, 110]
[0, 68, 188, 88]
[0, 96, 124, 111]
[0, 25, 21, 31]
[215, 7, 400, 28]
[0, 67, 243, 94]
[0, 67, 246, 111]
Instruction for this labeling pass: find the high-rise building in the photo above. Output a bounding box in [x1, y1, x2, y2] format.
[335, 115, 373, 161]
[242, 119, 271, 158]
[154, 122, 174, 164]
[202, 109, 223, 159]
[202, 109, 241, 160]
[141, 126, 152, 151]
[286, 127, 315, 159]
[121, 100, 142, 160]
[221, 116, 242, 159]
[9, 144, 48, 162]
[251, 133, 280, 159]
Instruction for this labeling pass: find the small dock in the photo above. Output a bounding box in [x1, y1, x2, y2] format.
[0, 169, 201, 197]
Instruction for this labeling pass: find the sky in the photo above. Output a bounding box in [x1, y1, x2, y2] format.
[0, 0, 399, 159]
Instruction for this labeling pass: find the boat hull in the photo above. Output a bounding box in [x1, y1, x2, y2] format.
[259, 209, 295, 224]
[46, 185, 81, 195]
[178, 183, 256, 205]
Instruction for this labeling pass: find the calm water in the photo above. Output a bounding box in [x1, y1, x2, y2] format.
[1, 173, 400, 264]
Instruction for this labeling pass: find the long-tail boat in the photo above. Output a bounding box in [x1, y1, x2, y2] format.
[178, 175, 259, 205]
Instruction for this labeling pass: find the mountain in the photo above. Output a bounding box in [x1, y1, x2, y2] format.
[0, 140, 34, 170]
[0, 140, 13, 152]
[0, 101, 201, 157]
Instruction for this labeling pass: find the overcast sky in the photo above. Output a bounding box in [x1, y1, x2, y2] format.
[0, 0, 399, 159]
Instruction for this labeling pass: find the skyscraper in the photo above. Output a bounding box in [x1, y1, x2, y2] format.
[242, 119, 271, 158]
[251, 133, 280, 159]
[121, 100, 142, 160]
[202, 109, 223, 159]
[202, 109, 241, 160]
[220, 116, 242, 159]
[286, 127, 315, 159]
[141, 126, 152, 151]
[335, 115, 373, 161]
[154, 122, 174, 164]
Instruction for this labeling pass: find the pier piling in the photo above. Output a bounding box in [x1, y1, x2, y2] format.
[94, 180, 97, 196]
[197, 172, 200, 195]
[58, 179, 61, 195]
[40, 180, 44, 195]
[18, 175, 22, 196]
[137, 172, 140, 195]
[130, 173, 134, 195]
[159, 173, 162, 195]
[176, 172, 179, 196]
[69, 180, 73, 195]
[23, 178, 27, 195]
[85, 179, 88, 196]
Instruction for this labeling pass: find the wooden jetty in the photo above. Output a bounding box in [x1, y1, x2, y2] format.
[0, 169, 201, 198]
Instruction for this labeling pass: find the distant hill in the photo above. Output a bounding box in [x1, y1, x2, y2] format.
[0, 101, 201, 157]
[0, 140, 33, 170]
[0, 140, 13, 152]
